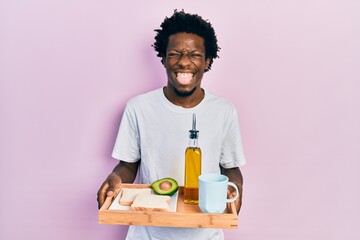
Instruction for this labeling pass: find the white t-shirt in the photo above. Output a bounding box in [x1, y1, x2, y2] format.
[112, 88, 246, 240]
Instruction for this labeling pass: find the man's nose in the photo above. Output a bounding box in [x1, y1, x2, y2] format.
[177, 54, 191, 67]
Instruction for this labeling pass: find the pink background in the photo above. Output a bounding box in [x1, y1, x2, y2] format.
[1, 1, 359, 239]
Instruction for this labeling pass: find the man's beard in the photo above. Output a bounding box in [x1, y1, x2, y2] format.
[173, 86, 196, 97]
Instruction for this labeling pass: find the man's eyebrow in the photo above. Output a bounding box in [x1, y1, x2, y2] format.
[189, 50, 202, 53]
[167, 48, 203, 52]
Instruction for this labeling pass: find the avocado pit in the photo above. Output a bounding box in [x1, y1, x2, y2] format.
[159, 180, 172, 191]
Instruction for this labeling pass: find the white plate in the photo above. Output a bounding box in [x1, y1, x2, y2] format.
[108, 189, 178, 212]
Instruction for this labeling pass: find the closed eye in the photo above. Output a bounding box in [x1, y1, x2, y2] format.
[167, 52, 181, 57]
[189, 53, 203, 58]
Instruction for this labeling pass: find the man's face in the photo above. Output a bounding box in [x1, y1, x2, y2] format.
[163, 33, 210, 96]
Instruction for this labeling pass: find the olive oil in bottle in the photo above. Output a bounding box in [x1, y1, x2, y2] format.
[184, 113, 202, 204]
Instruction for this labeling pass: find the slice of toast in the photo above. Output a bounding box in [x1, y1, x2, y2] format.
[131, 193, 171, 212]
[119, 188, 152, 206]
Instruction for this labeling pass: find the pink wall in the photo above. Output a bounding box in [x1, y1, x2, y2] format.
[1, 1, 359, 239]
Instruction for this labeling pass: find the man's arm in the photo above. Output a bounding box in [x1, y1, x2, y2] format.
[97, 160, 139, 209]
[220, 166, 243, 214]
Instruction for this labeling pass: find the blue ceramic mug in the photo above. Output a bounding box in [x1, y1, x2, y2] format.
[198, 173, 239, 213]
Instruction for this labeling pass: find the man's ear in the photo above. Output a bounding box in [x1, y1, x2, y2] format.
[205, 58, 211, 71]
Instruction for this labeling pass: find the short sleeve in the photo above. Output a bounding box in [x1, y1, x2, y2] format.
[111, 103, 141, 162]
[219, 108, 246, 168]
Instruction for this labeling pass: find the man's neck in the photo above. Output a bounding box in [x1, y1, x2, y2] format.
[163, 86, 205, 108]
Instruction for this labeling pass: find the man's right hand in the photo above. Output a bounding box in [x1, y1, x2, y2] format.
[97, 172, 122, 209]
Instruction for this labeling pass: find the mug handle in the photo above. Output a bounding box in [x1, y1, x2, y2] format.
[226, 182, 239, 203]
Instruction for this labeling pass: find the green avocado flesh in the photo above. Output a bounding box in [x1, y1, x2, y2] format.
[151, 178, 179, 196]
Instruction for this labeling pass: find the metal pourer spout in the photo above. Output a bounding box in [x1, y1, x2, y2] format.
[189, 113, 199, 139]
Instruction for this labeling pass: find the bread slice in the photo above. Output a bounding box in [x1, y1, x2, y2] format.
[119, 188, 152, 206]
[131, 193, 171, 212]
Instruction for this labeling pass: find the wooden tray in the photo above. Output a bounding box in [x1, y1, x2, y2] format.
[98, 184, 238, 228]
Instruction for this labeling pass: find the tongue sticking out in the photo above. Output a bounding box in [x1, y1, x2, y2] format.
[176, 73, 193, 84]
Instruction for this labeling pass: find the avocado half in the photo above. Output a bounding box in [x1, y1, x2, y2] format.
[151, 177, 179, 196]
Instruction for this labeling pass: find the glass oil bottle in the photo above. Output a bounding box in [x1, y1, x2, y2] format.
[184, 113, 202, 204]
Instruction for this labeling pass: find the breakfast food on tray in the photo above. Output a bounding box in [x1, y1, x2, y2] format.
[119, 178, 178, 211]
[151, 177, 179, 196]
[131, 193, 171, 212]
[119, 188, 152, 206]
